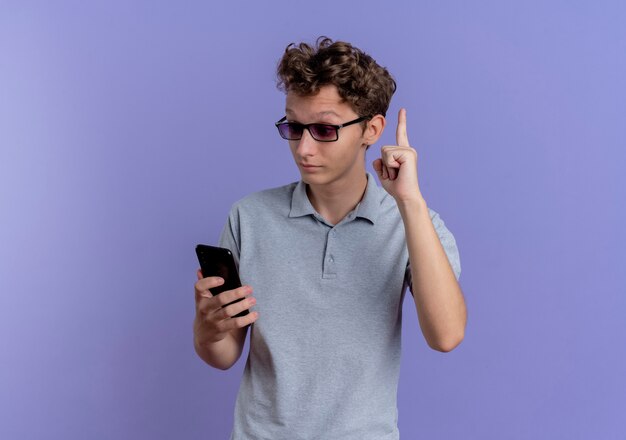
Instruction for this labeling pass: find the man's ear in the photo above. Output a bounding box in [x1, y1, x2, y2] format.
[362, 114, 386, 146]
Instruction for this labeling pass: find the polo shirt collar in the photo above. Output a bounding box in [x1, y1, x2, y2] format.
[355, 173, 383, 224]
[289, 173, 382, 224]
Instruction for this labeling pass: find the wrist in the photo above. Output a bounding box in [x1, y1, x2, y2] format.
[396, 194, 427, 212]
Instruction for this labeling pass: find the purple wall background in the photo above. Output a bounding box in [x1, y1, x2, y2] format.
[1, 1, 625, 439]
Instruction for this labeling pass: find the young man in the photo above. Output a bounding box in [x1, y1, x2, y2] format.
[193, 37, 466, 439]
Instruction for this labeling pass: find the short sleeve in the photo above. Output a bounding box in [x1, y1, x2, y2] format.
[218, 206, 241, 268]
[405, 208, 462, 292]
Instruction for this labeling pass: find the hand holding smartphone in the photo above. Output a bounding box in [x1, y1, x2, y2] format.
[195, 244, 249, 318]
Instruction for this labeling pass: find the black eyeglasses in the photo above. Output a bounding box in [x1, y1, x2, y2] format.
[275, 115, 370, 142]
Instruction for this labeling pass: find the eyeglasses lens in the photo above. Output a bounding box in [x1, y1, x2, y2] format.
[278, 123, 302, 140]
[278, 122, 339, 142]
[309, 125, 337, 141]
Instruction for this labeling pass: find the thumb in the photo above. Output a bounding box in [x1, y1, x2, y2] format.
[372, 158, 383, 177]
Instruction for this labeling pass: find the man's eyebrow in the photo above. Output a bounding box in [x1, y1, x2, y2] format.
[285, 109, 341, 118]
[316, 111, 341, 117]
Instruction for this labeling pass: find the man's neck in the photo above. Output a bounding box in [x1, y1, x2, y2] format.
[306, 171, 368, 226]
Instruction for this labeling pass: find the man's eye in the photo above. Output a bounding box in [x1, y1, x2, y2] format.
[287, 123, 303, 133]
[312, 125, 335, 138]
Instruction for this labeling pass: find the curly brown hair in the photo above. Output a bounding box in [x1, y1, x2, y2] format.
[277, 37, 396, 118]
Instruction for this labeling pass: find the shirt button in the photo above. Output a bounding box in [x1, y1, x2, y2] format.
[328, 255, 334, 263]
[331, 230, 337, 237]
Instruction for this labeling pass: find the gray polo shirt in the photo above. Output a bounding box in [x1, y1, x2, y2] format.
[219, 173, 461, 440]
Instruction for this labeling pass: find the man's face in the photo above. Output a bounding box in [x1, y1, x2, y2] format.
[285, 85, 369, 187]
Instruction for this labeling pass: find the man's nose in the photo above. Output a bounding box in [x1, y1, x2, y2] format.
[295, 128, 317, 156]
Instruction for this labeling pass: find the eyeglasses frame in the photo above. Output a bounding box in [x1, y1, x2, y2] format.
[275, 115, 371, 142]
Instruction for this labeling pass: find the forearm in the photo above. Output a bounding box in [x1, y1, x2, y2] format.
[398, 197, 467, 352]
[193, 323, 247, 370]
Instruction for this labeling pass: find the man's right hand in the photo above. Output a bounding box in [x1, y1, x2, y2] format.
[194, 269, 259, 347]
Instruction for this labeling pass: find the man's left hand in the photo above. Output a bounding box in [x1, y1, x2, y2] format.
[372, 108, 423, 203]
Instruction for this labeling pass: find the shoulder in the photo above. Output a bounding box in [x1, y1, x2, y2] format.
[228, 181, 298, 218]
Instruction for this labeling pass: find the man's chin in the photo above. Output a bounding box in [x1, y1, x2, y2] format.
[299, 173, 327, 186]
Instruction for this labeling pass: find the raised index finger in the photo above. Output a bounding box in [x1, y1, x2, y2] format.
[396, 108, 410, 146]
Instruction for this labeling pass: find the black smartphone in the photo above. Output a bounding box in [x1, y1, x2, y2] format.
[195, 244, 249, 317]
